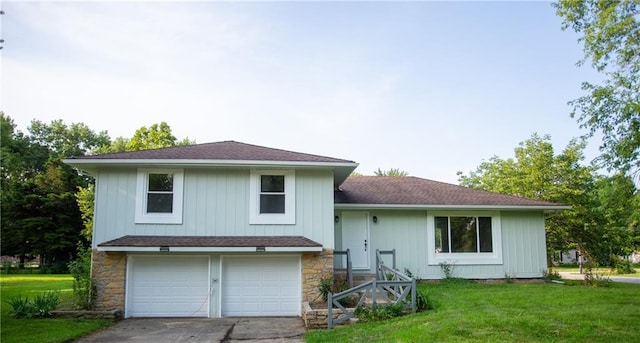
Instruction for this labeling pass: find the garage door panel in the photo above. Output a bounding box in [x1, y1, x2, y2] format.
[128, 256, 209, 318]
[222, 256, 300, 316]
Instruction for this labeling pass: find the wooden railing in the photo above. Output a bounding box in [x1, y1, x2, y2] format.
[327, 249, 416, 329]
[333, 249, 353, 287]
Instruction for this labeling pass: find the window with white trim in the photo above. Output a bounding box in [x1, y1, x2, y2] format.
[427, 211, 502, 265]
[135, 169, 184, 224]
[250, 170, 295, 224]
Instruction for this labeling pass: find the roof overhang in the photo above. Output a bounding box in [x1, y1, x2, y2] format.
[98, 246, 322, 252]
[63, 159, 358, 186]
[96, 235, 324, 253]
[334, 203, 572, 211]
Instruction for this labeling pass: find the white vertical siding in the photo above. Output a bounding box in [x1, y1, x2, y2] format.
[93, 168, 334, 248]
[335, 209, 548, 279]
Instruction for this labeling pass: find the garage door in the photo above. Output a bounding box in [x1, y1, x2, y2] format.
[222, 256, 300, 316]
[127, 256, 210, 317]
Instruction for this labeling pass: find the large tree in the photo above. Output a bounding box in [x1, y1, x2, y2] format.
[554, 0, 640, 175]
[77, 122, 194, 240]
[458, 134, 596, 261]
[1, 115, 109, 269]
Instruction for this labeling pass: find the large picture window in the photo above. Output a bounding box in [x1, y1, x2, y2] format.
[135, 169, 184, 224]
[250, 170, 295, 224]
[435, 216, 493, 253]
[428, 211, 502, 265]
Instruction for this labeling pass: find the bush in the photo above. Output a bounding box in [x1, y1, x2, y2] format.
[7, 295, 34, 318]
[612, 257, 635, 275]
[31, 292, 60, 317]
[543, 269, 562, 282]
[68, 247, 95, 310]
[2, 262, 19, 274]
[7, 292, 60, 318]
[414, 290, 433, 312]
[318, 274, 350, 302]
[439, 261, 456, 278]
[355, 302, 407, 322]
[41, 261, 69, 274]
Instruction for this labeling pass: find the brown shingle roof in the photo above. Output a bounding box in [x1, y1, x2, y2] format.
[71, 141, 354, 163]
[98, 235, 322, 248]
[335, 176, 565, 207]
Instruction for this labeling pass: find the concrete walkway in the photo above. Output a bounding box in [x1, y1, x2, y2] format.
[74, 317, 307, 343]
[559, 272, 640, 284]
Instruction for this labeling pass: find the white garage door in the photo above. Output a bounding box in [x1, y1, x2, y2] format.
[222, 256, 300, 316]
[127, 256, 210, 317]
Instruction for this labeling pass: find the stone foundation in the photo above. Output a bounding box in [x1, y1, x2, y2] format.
[302, 249, 334, 304]
[302, 302, 355, 328]
[91, 250, 126, 312]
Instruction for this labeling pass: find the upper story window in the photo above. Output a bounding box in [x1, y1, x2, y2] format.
[250, 170, 295, 224]
[427, 211, 502, 265]
[135, 169, 184, 224]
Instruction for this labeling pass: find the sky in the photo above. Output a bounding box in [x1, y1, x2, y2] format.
[1, 1, 603, 184]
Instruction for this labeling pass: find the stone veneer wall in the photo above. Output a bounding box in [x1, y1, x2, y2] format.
[302, 249, 334, 303]
[91, 250, 126, 311]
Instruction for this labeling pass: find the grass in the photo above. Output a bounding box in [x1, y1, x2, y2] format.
[1, 274, 113, 343]
[305, 279, 640, 342]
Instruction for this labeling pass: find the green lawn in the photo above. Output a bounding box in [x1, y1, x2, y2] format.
[1, 274, 113, 343]
[305, 279, 640, 342]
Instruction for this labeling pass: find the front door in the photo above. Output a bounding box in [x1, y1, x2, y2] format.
[341, 212, 370, 270]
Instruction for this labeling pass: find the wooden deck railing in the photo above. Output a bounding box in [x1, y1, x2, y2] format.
[327, 249, 416, 329]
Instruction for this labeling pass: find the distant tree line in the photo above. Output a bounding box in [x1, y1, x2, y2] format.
[0, 113, 192, 271]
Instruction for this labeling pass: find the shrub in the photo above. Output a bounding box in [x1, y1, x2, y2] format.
[355, 302, 407, 322]
[7, 295, 34, 318]
[68, 247, 95, 310]
[439, 261, 456, 278]
[31, 292, 60, 317]
[2, 262, 19, 274]
[543, 269, 562, 282]
[7, 292, 59, 318]
[414, 290, 433, 312]
[612, 257, 635, 275]
[318, 274, 350, 302]
[583, 260, 611, 287]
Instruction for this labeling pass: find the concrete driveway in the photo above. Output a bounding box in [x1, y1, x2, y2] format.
[74, 317, 307, 343]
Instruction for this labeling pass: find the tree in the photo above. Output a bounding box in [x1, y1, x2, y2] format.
[1, 115, 110, 270]
[588, 173, 640, 264]
[374, 168, 409, 177]
[75, 122, 194, 240]
[28, 119, 111, 158]
[458, 134, 598, 262]
[554, 0, 640, 176]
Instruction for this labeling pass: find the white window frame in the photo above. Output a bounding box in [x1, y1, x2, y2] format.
[249, 170, 295, 225]
[426, 211, 502, 265]
[135, 168, 184, 224]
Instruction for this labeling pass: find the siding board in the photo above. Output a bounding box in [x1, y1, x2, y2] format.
[93, 168, 334, 248]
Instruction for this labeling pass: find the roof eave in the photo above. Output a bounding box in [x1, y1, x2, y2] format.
[334, 203, 571, 211]
[63, 158, 359, 176]
[97, 246, 323, 252]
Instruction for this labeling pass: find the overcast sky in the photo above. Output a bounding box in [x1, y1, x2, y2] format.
[2, 1, 602, 183]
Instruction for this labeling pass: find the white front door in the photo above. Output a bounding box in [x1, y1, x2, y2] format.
[341, 212, 370, 270]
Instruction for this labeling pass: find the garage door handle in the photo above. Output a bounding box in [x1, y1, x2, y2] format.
[364, 240, 367, 252]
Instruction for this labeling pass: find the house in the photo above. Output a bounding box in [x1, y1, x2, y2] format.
[63, 141, 567, 318]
